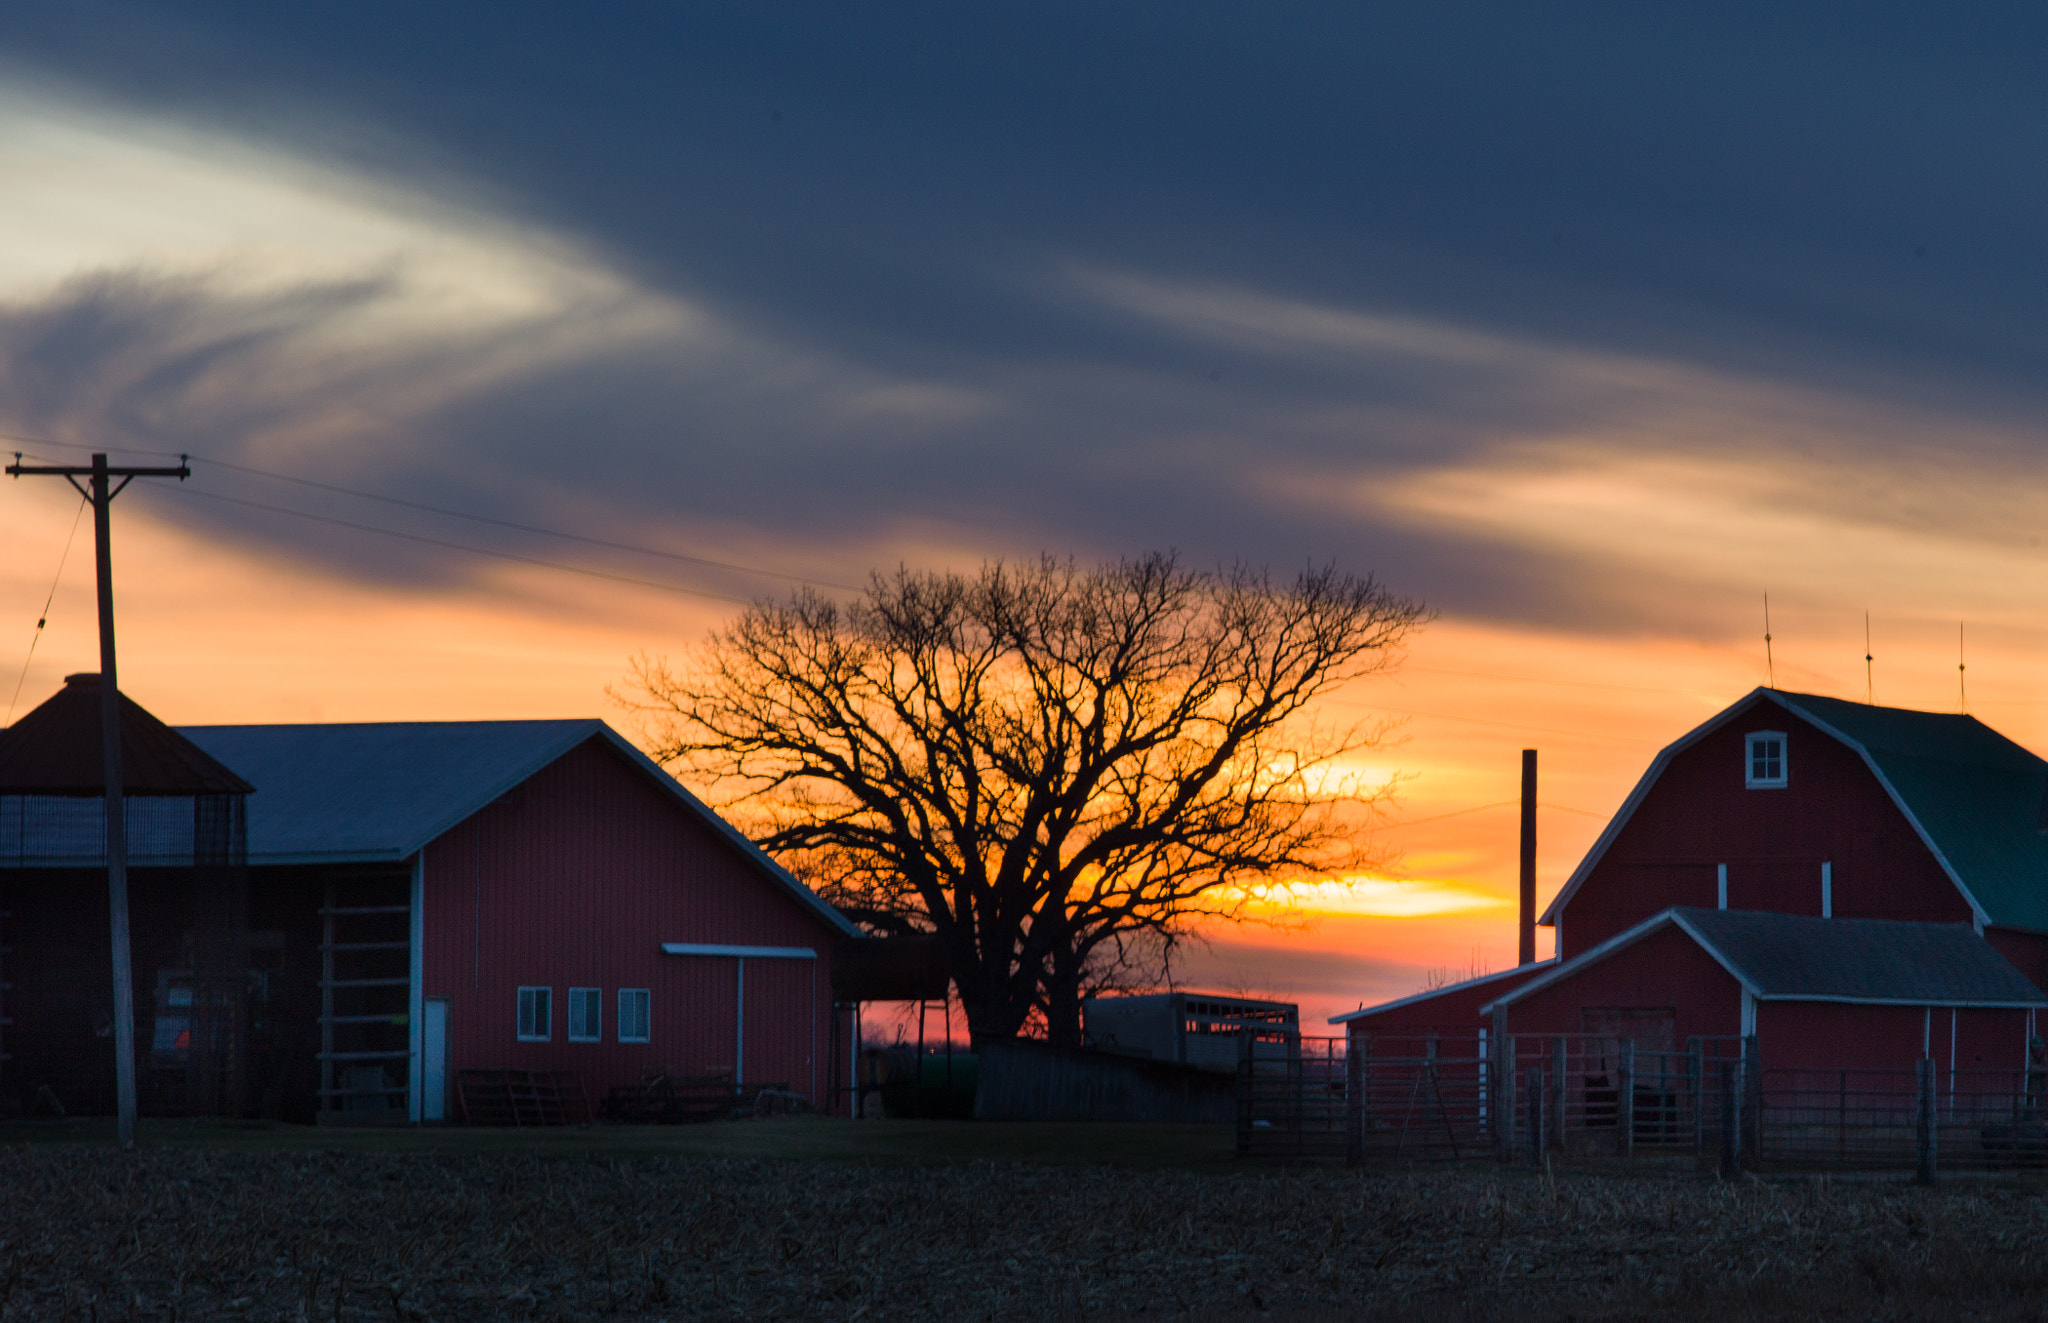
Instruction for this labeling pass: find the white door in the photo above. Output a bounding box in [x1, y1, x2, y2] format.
[422, 998, 450, 1122]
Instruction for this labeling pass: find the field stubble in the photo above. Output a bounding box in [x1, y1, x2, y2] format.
[4, 1128, 2048, 1320]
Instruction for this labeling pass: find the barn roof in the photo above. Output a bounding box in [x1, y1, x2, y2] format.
[1541, 688, 2048, 934]
[0, 673, 253, 797]
[1485, 907, 2048, 1012]
[179, 719, 858, 936]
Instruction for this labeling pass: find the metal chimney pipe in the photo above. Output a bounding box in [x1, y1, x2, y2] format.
[1519, 749, 1537, 966]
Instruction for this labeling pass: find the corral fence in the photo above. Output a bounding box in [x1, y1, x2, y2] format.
[1236, 1030, 2048, 1179]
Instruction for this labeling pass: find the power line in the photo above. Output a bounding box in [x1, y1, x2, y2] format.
[1374, 798, 1610, 832]
[5, 492, 88, 726]
[1324, 696, 1661, 746]
[0, 430, 862, 594]
[1402, 666, 1704, 697]
[167, 486, 760, 606]
[1374, 801, 1517, 830]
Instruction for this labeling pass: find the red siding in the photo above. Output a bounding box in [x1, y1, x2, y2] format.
[421, 737, 844, 1113]
[1342, 965, 1550, 1041]
[1559, 699, 1972, 957]
[1757, 1002, 2031, 1075]
[1499, 924, 1743, 1042]
[1986, 928, 2048, 995]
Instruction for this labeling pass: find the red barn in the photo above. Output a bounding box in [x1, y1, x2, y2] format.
[1337, 688, 2048, 1076]
[181, 717, 860, 1123]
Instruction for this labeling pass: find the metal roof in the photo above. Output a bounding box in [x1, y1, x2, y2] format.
[0, 674, 253, 797]
[178, 718, 858, 936]
[1485, 907, 2048, 1012]
[1327, 959, 1556, 1024]
[1541, 689, 2048, 934]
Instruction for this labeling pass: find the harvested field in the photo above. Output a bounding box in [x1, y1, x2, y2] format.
[6, 1131, 2048, 1319]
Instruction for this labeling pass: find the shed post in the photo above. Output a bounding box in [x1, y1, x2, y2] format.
[1916, 1056, 1938, 1184]
[1496, 1020, 1517, 1164]
[1550, 1037, 1567, 1152]
[1527, 1065, 1545, 1166]
[1691, 1042, 1705, 1158]
[1235, 1027, 1253, 1155]
[1344, 1030, 1364, 1168]
[1719, 1059, 1740, 1177]
[407, 855, 425, 1124]
[1618, 1040, 1635, 1160]
[1741, 1034, 1762, 1158]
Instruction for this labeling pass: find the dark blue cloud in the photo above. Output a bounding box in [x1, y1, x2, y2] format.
[2, 3, 2046, 629]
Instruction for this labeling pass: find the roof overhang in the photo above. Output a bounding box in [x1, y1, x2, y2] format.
[663, 942, 819, 959]
[1483, 906, 2048, 1013]
[1329, 960, 1556, 1024]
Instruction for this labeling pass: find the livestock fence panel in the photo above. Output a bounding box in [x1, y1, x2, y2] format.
[1238, 1026, 2043, 1179]
[1352, 1035, 1494, 1164]
[1499, 1034, 1747, 1162]
[1236, 1031, 1348, 1162]
[1756, 1065, 2048, 1175]
[1236, 1032, 1498, 1164]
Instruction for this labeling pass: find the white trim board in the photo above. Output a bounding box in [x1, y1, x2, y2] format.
[662, 942, 819, 960]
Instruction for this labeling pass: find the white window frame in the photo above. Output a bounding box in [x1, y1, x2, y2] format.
[516, 986, 552, 1042]
[618, 987, 651, 1044]
[567, 986, 602, 1043]
[1745, 730, 1788, 789]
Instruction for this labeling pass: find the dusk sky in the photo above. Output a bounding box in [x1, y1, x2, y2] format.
[4, 6, 2048, 1027]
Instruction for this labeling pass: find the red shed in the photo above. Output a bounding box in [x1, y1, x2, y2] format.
[1335, 689, 2048, 1072]
[182, 718, 859, 1123]
[1479, 908, 2047, 1076]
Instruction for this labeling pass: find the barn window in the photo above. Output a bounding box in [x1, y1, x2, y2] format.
[1745, 731, 1787, 788]
[517, 986, 552, 1041]
[618, 988, 651, 1043]
[568, 987, 602, 1042]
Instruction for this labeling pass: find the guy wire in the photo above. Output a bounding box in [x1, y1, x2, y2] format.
[1763, 593, 1774, 688]
[5, 492, 89, 726]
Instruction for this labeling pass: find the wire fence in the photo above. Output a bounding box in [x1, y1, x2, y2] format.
[1236, 1029, 2048, 1179]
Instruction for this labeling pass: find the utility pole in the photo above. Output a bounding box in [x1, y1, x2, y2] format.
[7, 451, 189, 1148]
[1518, 749, 1537, 966]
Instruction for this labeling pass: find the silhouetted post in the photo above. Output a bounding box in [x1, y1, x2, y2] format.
[1527, 1065, 1545, 1166]
[1495, 1012, 1516, 1163]
[1719, 1060, 1740, 1177]
[1618, 1040, 1636, 1160]
[1742, 1034, 1762, 1157]
[1345, 1033, 1365, 1168]
[1917, 1057, 1938, 1184]
[7, 450, 189, 1148]
[1519, 749, 1537, 965]
[1235, 1027, 1253, 1155]
[1550, 1037, 1568, 1152]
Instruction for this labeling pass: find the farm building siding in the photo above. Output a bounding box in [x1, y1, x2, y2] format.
[1755, 1001, 2030, 1075]
[1499, 924, 1742, 1043]
[1339, 965, 1550, 1038]
[420, 737, 840, 1113]
[1560, 701, 1972, 957]
[1985, 928, 2048, 994]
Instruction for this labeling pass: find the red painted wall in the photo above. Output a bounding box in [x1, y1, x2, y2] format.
[421, 737, 845, 1115]
[1986, 928, 2048, 995]
[1499, 924, 1743, 1042]
[1343, 965, 1550, 1042]
[1757, 1001, 2033, 1110]
[1558, 698, 1972, 957]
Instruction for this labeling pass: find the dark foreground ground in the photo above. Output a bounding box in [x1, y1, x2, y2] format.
[6, 1120, 2048, 1320]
